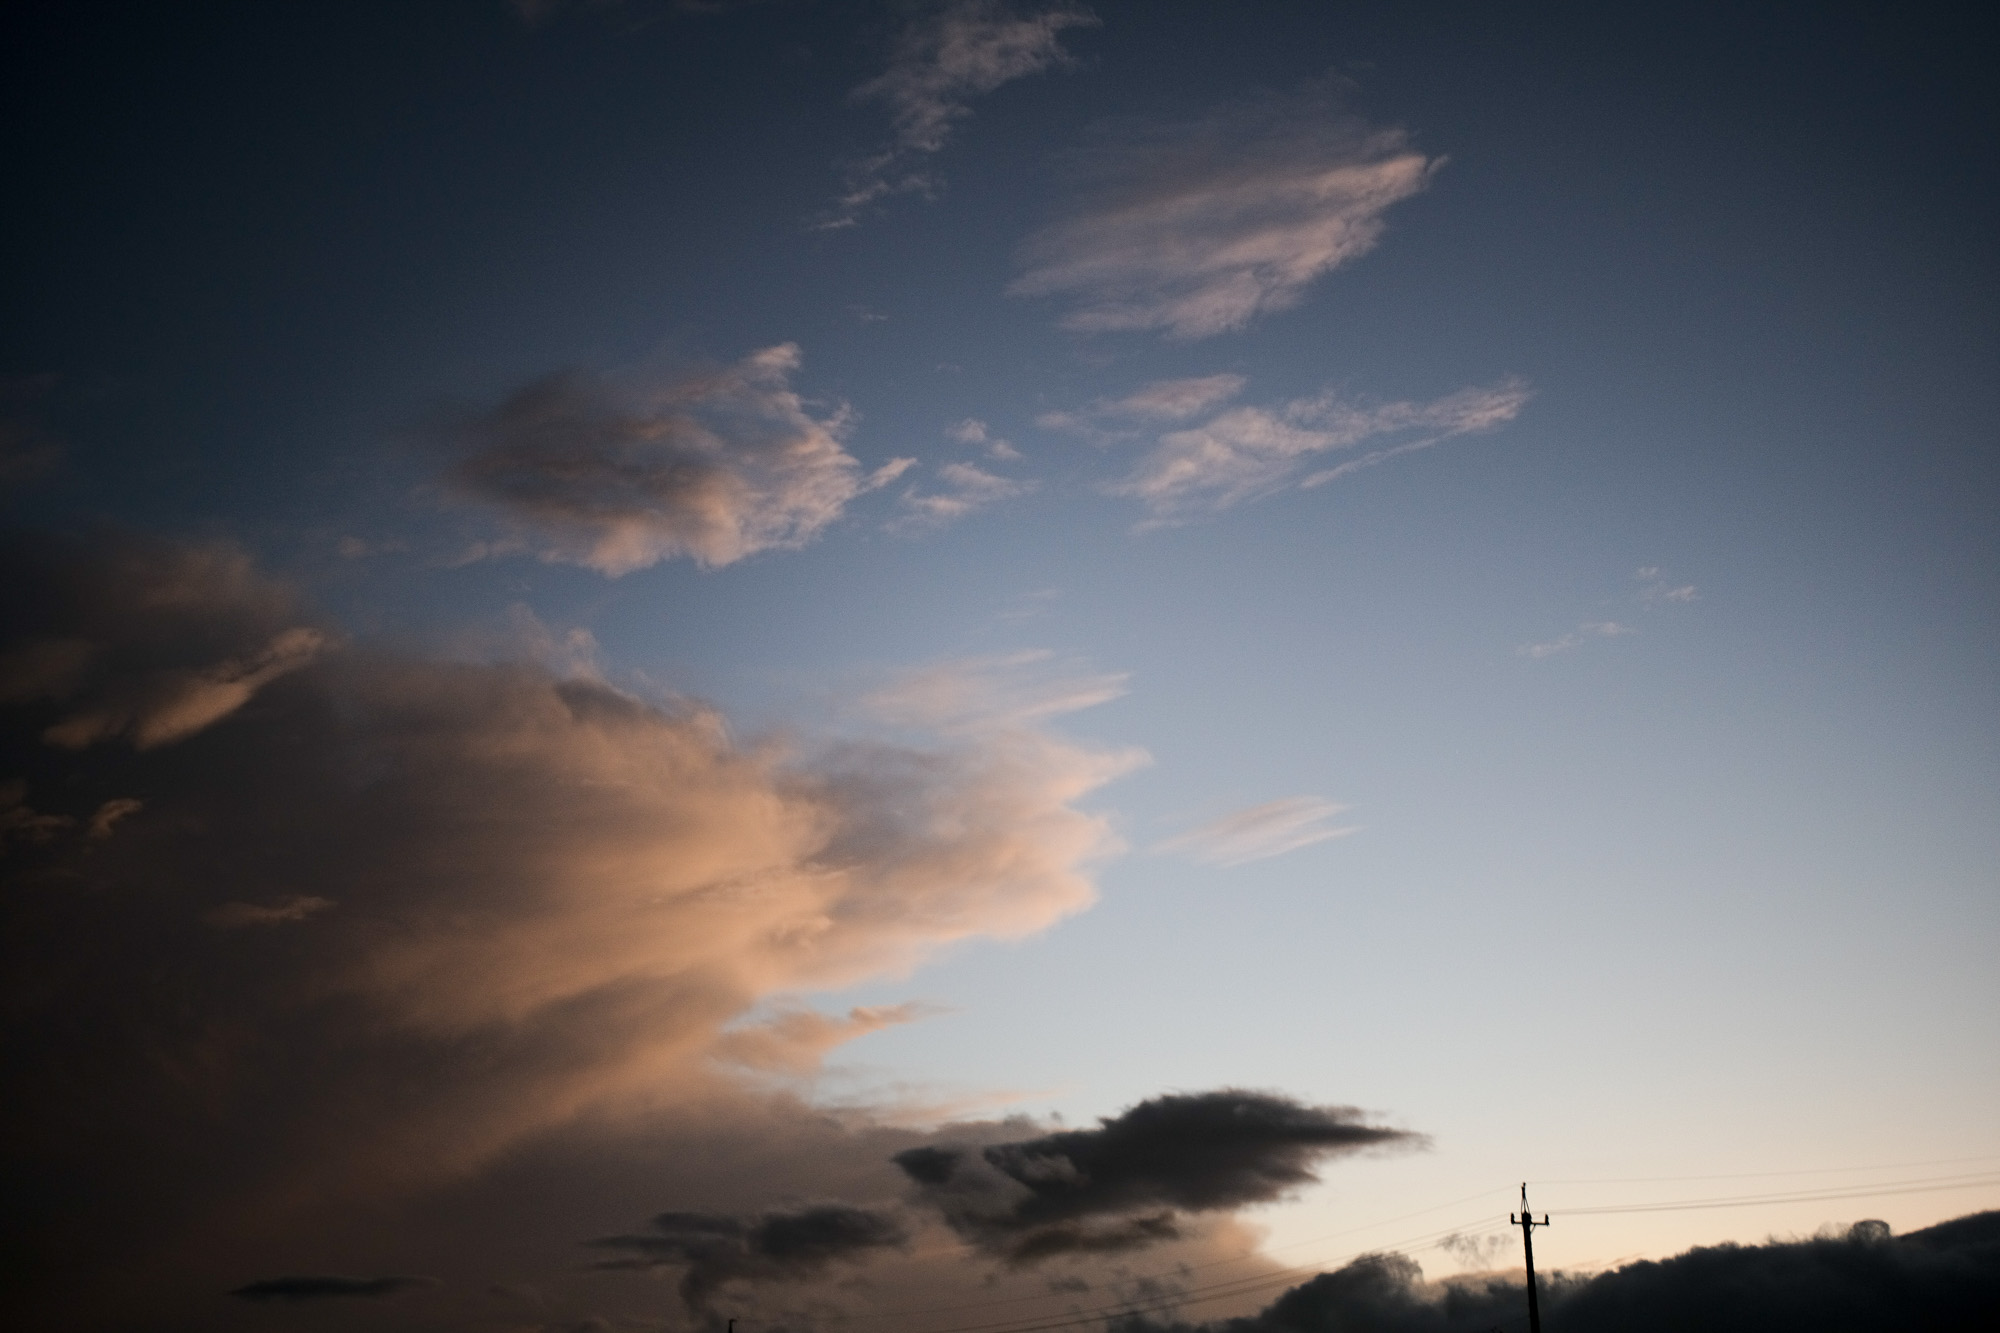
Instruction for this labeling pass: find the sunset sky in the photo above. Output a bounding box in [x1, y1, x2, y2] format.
[4, 3, 1997, 1330]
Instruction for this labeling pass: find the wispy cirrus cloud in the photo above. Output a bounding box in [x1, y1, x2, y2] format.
[1011, 87, 1436, 338]
[451, 344, 903, 574]
[948, 417, 1023, 460]
[1158, 797, 1358, 867]
[861, 650, 1132, 735]
[1043, 374, 1528, 518]
[1036, 373, 1247, 443]
[1636, 566, 1700, 603]
[1519, 568, 1698, 659]
[1518, 620, 1635, 660]
[827, 1, 1098, 228]
[898, 461, 1033, 528]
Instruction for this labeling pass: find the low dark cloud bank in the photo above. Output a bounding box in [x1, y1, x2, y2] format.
[1114, 1212, 2000, 1333]
[587, 1204, 908, 1307]
[896, 1091, 1419, 1264]
[230, 1274, 435, 1302]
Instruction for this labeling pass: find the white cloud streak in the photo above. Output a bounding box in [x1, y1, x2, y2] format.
[1637, 566, 1700, 603]
[828, 2, 1097, 227]
[1044, 374, 1529, 518]
[1518, 621, 1635, 659]
[861, 650, 1132, 735]
[948, 418, 1023, 460]
[1011, 87, 1436, 338]
[898, 461, 1033, 528]
[1158, 797, 1358, 867]
[452, 344, 879, 574]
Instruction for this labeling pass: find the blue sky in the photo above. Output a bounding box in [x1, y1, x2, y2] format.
[3, 2, 1996, 1328]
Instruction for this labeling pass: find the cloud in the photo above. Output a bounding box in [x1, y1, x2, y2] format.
[0, 534, 325, 749]
[85, 796, 143, 838]
[713, 1002, 938, 1076]
[0, 779, 73, 850]
[1636, 567, 1700, 604]
[861, 650, 1133, 734]
[1518, 621, 1635, 660]
[1037, 374, 1249, 442]
[1043, 376, 1528, 518]
[1110, 1213, 2000, 1333]
[0, 533, 1139, 1324]
[451, 344, 881, 573]
[205, 895, 337, 929]
[1158, 798, 1357, 867]
[894, 1090, 1420, 1264]
[899, 461, 1034, 528]
[1010, 87, 1436, 338]
[586, 1204, 909, 1307]
[828, 1, 1098, 227]
[949, 417, 1024, 461]
[230, 1275, 436, 1302]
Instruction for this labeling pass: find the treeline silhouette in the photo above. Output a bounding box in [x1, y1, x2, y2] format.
[1105, 1210, 2000, 1333]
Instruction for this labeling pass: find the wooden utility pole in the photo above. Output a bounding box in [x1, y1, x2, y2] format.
[1511, 1183, 1550, 1333]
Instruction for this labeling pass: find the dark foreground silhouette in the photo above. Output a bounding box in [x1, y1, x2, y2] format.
[1113, 1211, 2000, 1333]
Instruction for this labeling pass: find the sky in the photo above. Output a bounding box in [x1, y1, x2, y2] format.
[3, 2, 1998, 1330]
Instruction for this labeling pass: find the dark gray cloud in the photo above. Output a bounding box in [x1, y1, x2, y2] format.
[230, 1274, 436, 1302]
[587, 1204, 908, 1307]
[0, 532, 323, 749]
[895, 1090, 1420, 1263]
[1112, 1213, 2000, 1333]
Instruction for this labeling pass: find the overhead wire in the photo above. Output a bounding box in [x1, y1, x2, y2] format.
[1549, 1168, 2000, 1216]
[1534, 1151, 2000, 1186]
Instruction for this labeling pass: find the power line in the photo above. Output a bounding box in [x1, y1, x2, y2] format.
[1552, 1169, 2000, 1216]
[1534, 1152, 2000, 1186]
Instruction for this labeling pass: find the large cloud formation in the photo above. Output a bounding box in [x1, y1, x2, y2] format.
[895, 1091, 1420, 1264]
[1011, 88, 1435, 338]
[0, 531, 1138, 1326]
[452, 344, 893, 572]
[1112, 1213, 2000, 1333]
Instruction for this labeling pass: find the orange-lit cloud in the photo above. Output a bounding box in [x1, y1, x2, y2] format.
[0, 533, 1141, 1324]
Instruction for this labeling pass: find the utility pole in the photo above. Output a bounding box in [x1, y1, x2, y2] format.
[1511, 1183, 1550, 1333]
